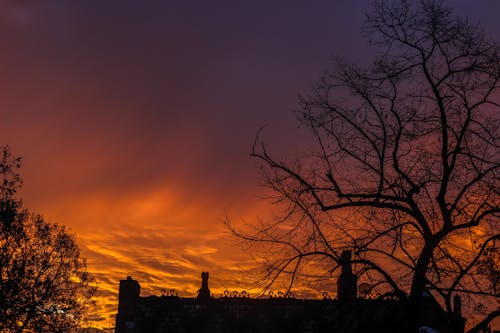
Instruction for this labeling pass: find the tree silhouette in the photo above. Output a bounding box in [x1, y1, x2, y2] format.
[229, 1, 499, 332]
[0, 146, 95, 333]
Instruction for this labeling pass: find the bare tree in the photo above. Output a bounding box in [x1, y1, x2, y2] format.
[0, 146, 95, 333]
[229, 1, 499, 332]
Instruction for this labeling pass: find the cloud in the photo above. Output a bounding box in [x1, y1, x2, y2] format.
[49, 183, 272, 328]
[2, 1, 498, 330]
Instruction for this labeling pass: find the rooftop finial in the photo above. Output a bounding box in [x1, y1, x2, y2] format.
[197, 271, 211, 301]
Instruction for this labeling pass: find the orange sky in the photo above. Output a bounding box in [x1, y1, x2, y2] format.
[1, 1, 499, 330]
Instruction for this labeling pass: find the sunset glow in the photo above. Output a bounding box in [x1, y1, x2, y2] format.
[1, 1, 499, 331]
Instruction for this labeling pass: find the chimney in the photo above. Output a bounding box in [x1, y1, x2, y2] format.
[337, 250, 357, 302]
[115, 276, 140, 333]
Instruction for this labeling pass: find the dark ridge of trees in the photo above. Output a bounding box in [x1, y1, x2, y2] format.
[0, 146, 95, 333]
[227, 1, 499, 332]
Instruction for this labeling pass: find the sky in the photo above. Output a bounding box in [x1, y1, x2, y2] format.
[1, 1, 499, 330]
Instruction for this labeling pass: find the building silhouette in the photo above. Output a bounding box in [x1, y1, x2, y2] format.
[115, 251, 464, 333]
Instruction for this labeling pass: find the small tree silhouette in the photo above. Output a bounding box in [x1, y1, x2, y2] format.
[228, 1, 499, 332]
[0, 146, 95, 332]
